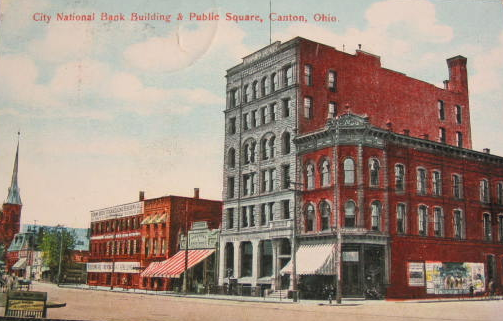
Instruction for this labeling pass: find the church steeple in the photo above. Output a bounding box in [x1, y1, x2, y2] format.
[5, 132, 22, 205]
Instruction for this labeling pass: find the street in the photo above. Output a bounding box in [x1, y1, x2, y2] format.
[4, 282, 499, 321]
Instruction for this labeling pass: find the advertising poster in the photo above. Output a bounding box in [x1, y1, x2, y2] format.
[0, 0, 502, 320]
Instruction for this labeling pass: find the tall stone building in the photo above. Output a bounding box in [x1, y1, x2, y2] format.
[219, 37, 503, 299]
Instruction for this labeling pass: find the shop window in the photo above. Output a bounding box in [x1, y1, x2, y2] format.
[328, 102, 337, 118]
[260, 241, 273, 277]
[455, 105, 462, 124]
[453, 209, 464, 239]
[320, 201, 331, 231]
[432, 171, 442, 196]
[227, 148, 236, 168]
[305, 204, 315, 232]
[438, 100, 445, 120]
[282, 98, 290, 117]
[456, 132, 463, 148]
[227, 208, 234, 229]
[439, 127, 446, 143]
[304, 64, 313, 86]
[321, 159, 331, 187]
[418, 205, 428, 236]
[304, 96, 312, 119]
[284, 65, 293, 87]
[371, 201, 381, 231]
[452, 174, 463, 199]
[395, 164, 405, 192]
[306, 163, 315, 189]
[282, 200, 290, 219]
[417, 168, 427, 195]
[271, 72, 279, 92]
[480, 179, 490, 203]
[484, 213, 492, 241]
[327, 70, 337, 92]
[344, 158, 355, 185]
[345, 200, 356, 228]
[227, 177, 235, 199]
[225, 243, 234, 277]
[240, 242, 253, 277]
[369, 159, 380, 187]
[282, 164, 290, 189]
[397, 203, 406, 234]
[434, 207, 444, 237]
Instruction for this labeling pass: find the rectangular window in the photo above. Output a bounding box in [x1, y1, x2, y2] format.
[227, 208, 234, 229]
[261, 170, 268, 193]
[304, 97, 312, 119]
[438, 100, 445, 120]
[480, 179, 490, 203]
[417, 168, 427, 195]
[242, 207, 248, 227]
[269, 168, 276, 192]
[456, 132, 463, 148]
[328, 102, 336, 118]
[282, 164, 290, 189]
[418, 206, 428, 236]
[452, 174, 463, 199]
[230, 89, 239, 108]
[251, 110, 258, 128]
[499, 216, 503, 242]
[455, 105, 462, 124]
[284, 65, 293, 87]
[282, 200, 290, 219]
[397, 204, 406, 234]
[270, 103, 277, 121]
[395, 164, 405, 192]
[304, 65, 313, 86]
[228, 117, 236, 134]
[454, 210, 463, 238]
[261, 106, 268, 125]
[243, 113, 249, 130]
[249, 205, 255, 227]
[243, 173, 254, 196]
[227, 177, 235, 198]
[498, 183, 503, 205]
[439, 127, 446, 143]
[260, 204, 267, 226]
[268, 202, 274, 221]
[432, 171, 442, 196]
[484, 213, 492, 241]
[434, 207, 443, 237]
[282, 98, 290, 117]
[328, 71, 337, 92]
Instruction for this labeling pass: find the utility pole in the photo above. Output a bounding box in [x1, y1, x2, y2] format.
[56, 225, 64, 286]
[183, 200, 189, 294]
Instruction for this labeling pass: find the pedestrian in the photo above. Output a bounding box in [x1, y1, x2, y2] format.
[488, 279, 495, 297]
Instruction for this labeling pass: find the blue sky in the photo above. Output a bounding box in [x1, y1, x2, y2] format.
[0, 0, 502, 228]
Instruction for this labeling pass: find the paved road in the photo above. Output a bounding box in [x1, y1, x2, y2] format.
[15, 283, 503, 321]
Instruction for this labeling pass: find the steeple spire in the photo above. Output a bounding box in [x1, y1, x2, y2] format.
[6, 132, 22, 205]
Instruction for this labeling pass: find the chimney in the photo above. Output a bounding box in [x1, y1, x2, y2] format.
[139, 191, 145, 201]
[446, 56, 468, 94]
[358, 44, 362, 50]
[483, 148, 491, 154]
[443, 80, 449, 90]
[403, 129, 410, 136]
[194, 188, 200, 199]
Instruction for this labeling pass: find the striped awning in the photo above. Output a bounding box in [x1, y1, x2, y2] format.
[12, 258, 27, 270]
[141, 249, 215, 278]
[280, 243, 337, 276]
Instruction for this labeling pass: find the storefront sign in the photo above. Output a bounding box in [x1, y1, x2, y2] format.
[5, 291, 47, 318]
[180, 221, 219, 250]
[91, 202, 144, 222]
[408, 262, 425, 286]
[243, 41, 280, 65]
[87, 261, 140, 273]
[342, 251, 359, 262]
[90, 231, 141, 240]
[425, 261, 485, 294]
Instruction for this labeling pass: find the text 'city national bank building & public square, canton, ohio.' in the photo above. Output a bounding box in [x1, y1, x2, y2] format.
[219, 37, 503, 299]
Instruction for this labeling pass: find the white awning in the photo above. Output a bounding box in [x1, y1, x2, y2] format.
[280, 243, 337, 276]
[12, 258, 27, 270]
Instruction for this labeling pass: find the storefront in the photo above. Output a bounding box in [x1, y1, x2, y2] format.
[87, 261, 141, 288]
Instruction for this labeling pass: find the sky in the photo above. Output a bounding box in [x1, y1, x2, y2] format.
[0, 0, 502, 229]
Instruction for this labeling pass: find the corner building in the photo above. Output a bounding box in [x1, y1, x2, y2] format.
[220, 37, 503, 298]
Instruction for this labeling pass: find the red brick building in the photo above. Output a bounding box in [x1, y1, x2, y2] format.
[87, 189, 222, 290]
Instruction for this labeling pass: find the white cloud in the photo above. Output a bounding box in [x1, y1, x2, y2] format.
[124, 20, 249, 72]
[469, 30, 503, 94]
[0, 0, 51, 31]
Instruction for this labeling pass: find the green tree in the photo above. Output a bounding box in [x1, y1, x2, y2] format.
[40, 228, 76, 283]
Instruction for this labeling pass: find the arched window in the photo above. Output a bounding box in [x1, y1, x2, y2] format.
[268, 136, 275, 159]
[371, 201, 381, 231]
[345, 200, 356, 228]
[271, 73, 279, 92]
[261, 77, 270, 96]
[320, 201, 331, 231]
[321, 160, 330, 187]
[284, 65, 293, 87]
[243, 85, 250, 103]
[252, 81, 258, 100]
[306, 164, 315, 189]
[228, 148, 236, 168]
[282, 132, 291, 155]
[418, 205, 428, 236]
[369, 159, 380, 186]
[395, 164, 405, 192]
[344, 158, 355, 184]
[305, 204, 315, 232]
[261, 135, 275, 160]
